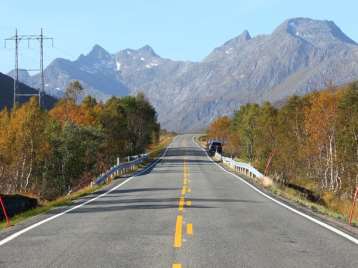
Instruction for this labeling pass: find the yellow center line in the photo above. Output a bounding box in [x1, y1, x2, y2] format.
[187, 188, 191, 193]
[174, 215, 183, 248]
[172, 264, 182, 268]
[187, 223, 193, 235]
[179, 196, 185, 212]
[173, 158, 192, 262]
[181, 185, 187, 196]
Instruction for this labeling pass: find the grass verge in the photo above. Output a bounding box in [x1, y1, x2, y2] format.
[228, 161, 358, 228]
[268, 183, 358, 227]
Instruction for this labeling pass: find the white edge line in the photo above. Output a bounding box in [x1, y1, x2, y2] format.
[0, 138, 174, 247]
[192, 135, 358, 245]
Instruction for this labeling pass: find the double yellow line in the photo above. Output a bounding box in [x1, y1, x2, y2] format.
[172, 159, 194, 267]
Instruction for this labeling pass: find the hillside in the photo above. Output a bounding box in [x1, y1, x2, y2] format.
[0, 72, 57, 110]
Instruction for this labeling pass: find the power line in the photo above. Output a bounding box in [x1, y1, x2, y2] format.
[4, 29, 54, 108]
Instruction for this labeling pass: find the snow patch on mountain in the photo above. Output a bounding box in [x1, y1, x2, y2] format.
[116, 61, 121, 71]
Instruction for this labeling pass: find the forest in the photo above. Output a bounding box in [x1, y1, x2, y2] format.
[0, 81, 160, 200]
[207, 82, 358, 203]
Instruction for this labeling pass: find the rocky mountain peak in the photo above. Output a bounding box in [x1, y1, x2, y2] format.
[204, 30, 252, 61]
[138, 45, 157, 56]
[238, 30, 251, 41]
[117, 45, 159, 60]
[85, 44, 112, 60]
[273, 17, 357, 46]
[223, 30, 251, 47]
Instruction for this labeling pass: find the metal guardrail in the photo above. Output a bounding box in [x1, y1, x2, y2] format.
[95, 154, 148, 185]
[214, 152, 264, 180]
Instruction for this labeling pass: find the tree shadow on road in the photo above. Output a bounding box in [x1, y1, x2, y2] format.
[55, 193, 263, 214]
[136, 147, 213, 176]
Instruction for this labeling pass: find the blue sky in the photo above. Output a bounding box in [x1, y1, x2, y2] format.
[1, 0, 358, 73]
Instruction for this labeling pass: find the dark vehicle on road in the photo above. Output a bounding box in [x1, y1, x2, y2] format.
[207, 140, 223, 156]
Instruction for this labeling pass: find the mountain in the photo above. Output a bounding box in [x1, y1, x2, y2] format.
[10, 18, 358, 132]
[0, 72, 57, 110]
[7, 69, 32, 85]
[20, 44, 129, 101]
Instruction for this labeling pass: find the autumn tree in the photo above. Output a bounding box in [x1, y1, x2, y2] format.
[64, 80, 84, 103]
[50, 95, 100, 127]
[336, 82, 358, 196]
[207, 81, 358, 201]
[0, 108, 10, 192]
[121, 93, 159, 155]
[0, 87, 160, 200]
[5, 97, 49, 193]
[304, 90, 342, 191]
[273, 95, 310, 182]
[207, 116, 231, 143]
[98, 97, 128, 161]
[255, 102, 278, 171]
[231, 104, 260, 162]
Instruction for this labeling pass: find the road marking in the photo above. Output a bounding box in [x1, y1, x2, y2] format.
[181, 185, 187, 196]
[187, 223, 193, 235]
[179, 197, 185, 212]
[186, 200, 192, 207]
[172, 263, 182, 268]
[192, 136, 358, 245]
[187, 188, 191, 193]
[174, 215, 183, 248]
[0, 140, 174, 247]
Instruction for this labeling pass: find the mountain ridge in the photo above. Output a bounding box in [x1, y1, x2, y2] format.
[8, 17, 358, 131]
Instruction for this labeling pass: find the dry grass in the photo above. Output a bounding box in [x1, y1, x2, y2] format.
[268, 183, 357, 226]
[147, 134, 174, 159]
[287, 179, 358, 224]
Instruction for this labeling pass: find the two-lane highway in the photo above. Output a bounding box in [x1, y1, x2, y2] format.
[0, 134, 357, 267]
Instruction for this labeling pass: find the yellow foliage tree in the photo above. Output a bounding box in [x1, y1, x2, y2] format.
[6, 97, 49, 193]
[304, 90, 342, 191]
[207, 116, 231, 142]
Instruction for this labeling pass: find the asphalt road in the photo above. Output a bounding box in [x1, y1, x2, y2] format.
[0, 134, 357, 268]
